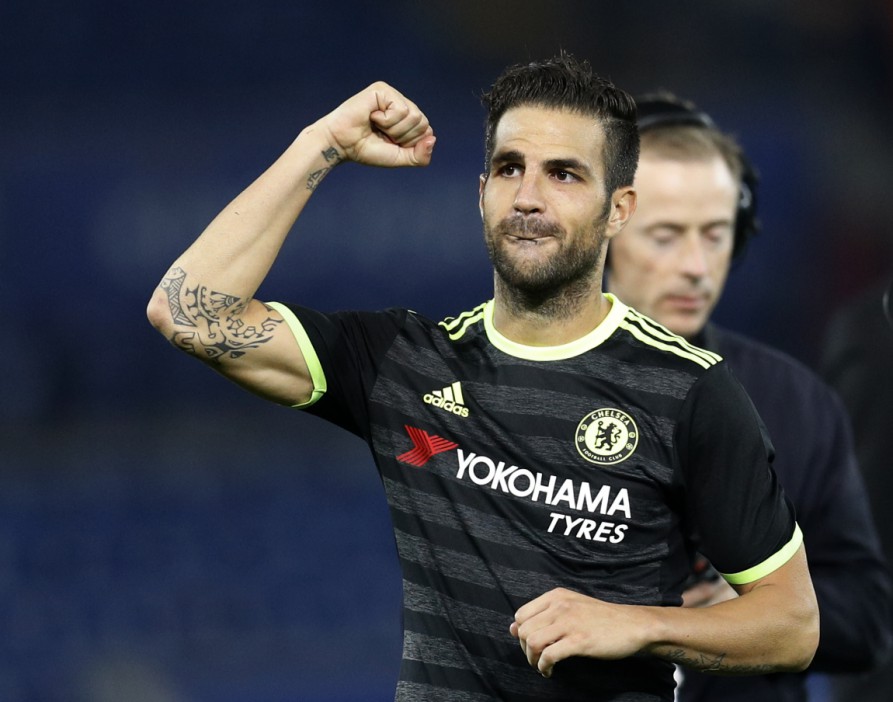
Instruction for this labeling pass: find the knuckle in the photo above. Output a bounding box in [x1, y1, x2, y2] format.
[539, 649, 555, 669]
[554, 598, 572, 614]
[526, 632, 546, 655]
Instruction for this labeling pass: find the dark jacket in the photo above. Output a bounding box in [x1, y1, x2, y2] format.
[677, 323, 893, 702]
[821, 283, 893, 702]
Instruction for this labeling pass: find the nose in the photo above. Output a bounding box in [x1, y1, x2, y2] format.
[513, 172, 544, 214]
[678, 233, 709, 280]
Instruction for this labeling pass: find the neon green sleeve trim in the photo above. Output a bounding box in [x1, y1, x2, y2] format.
[720, 523, 803, 585]
[267, 301, 327, 409]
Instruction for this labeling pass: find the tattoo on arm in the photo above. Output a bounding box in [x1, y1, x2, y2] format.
[158, 267, 282, 362]
[306, 147, 342, 191]
[661, 649, 774, 675]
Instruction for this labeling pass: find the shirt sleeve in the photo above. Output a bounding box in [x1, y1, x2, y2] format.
[675, 362, 799, 582]
[268, 302, 407, 440]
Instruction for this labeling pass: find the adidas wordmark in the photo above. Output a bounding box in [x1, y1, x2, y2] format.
[423, 381, 469, 418]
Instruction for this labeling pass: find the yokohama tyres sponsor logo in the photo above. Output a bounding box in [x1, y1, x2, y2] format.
[394, 428, 630, 543]
[455, 449, 631, 543]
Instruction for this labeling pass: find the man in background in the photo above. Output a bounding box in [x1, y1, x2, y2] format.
[606, 93, 892, 702]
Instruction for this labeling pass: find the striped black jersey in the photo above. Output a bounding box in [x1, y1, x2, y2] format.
[269, 294, 800, 702]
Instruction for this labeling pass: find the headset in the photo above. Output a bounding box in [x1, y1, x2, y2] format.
[635, 93, 761, 260]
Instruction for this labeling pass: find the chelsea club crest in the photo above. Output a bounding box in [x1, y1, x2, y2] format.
[576, 408, 639, 465]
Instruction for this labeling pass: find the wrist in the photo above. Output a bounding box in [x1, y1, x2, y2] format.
[287, 124, 345, 192]
[635, 605, 674, 655]
[298, 119, 345, 163]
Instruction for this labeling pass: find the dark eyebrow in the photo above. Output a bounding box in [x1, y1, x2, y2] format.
[491, 149, 525, 168]
[544, 158, 593, 178]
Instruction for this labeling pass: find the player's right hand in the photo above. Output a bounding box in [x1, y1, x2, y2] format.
[318, 82, 436, 168]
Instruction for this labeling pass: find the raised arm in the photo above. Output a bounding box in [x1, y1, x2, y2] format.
[146, 83, 436, 405]
[512, 543, 819, 677]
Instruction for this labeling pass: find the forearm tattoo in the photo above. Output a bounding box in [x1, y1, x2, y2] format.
[158, 267, 281, 362]
[661, 649, 774, 675]
[306, 147, 342, 191]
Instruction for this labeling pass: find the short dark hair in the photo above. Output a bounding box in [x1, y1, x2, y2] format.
[481, 52, 639, 200]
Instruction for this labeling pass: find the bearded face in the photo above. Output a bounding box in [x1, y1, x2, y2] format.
[483, 213, 607, 299]
[478, 106, 625, 313]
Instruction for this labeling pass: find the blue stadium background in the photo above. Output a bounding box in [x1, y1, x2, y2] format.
[2, 2, 892, 700]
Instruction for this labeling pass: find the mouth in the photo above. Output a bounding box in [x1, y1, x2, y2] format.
[495, 216, 563, 245]
[664, 293, 709, 312]
[505, 233, 555, 245]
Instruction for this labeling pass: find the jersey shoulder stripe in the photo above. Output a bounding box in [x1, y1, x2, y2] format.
[438, 301, 487, 341]
[621, 308, 723, 369]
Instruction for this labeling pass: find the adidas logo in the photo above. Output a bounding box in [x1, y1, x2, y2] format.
[423, 381, 470, 418]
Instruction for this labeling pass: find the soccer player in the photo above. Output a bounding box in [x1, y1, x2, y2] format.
[147, 55, 819, 701]
[606, 92, 891, 702]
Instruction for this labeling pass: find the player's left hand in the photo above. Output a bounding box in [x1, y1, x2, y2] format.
[511, 587, 652, 678]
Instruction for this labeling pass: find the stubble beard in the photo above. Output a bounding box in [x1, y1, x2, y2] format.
[484, 214, 607, 319]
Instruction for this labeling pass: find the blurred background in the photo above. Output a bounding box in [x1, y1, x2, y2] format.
[2, 1, 892, 700]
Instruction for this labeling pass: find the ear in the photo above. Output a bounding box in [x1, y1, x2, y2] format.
[478, 173, 487, 219]
[604, 186, 637, 240]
